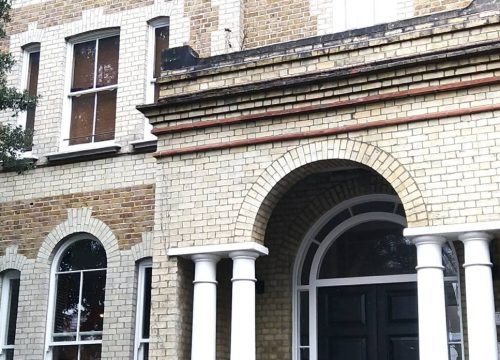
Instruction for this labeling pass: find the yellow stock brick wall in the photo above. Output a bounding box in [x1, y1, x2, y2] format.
[0, 184, 155, 258]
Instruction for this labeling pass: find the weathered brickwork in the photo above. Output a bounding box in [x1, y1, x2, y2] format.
[415, 0, 472, 14]
[184, 0, 219, 57]
[1, 1, 499, 360]
[242, 0, 317, 49]
[0, 184, 155, 258]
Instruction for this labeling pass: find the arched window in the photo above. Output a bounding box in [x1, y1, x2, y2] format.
[47, 235, 107, 359]
[134, 259, 152, 360]
[0, 270, 20, 360]
[293, 195, 463, 360]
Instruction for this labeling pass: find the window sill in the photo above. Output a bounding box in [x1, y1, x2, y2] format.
[131, 139, 157, 153]
[46, 144, 121, 164]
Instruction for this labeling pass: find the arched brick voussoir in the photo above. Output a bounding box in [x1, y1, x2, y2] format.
[234, 138, 429, 244]
[35, 207, 120, 267]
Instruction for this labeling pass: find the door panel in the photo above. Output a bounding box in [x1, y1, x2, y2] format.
[317, 286, 377, 360]
[377, 283, 419, 360]
[317, 283, 418, 360]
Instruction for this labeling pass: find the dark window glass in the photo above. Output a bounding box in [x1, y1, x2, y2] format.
[143, 343, 149, 360]
[80, 271, 106, 334]
[6, 278, 20, 345]
[53, 345, 79, 360]
[315, 209, 350, 243]
[72, 41, 96, 92]
[96, 36, 119, 87]
[58, 239, 107, 272]
[54, 273, 80, 336]
[94, 90, 117, 142]
[5, 349, 14, 360]
[25, 50, 40, 142]
[142, 266, 152, 339]
[80, 344, 102, 360]
[69, 93, 95, 145]
[319, 221, 415, 279]
[154, 26, 169, 78]
[299, 291, 309, 346]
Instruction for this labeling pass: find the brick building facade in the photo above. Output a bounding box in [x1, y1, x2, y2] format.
[1, 0, 500, 359]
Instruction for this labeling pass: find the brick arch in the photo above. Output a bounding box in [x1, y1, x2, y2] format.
[0, 245, 28, 272]
[234, 138, 428, 244]
[35, 207, 119, 270]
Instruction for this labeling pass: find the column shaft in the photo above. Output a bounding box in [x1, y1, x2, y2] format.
[230, 251, 259, 360]
[413, 235, 449, 360]
[191, 254, 219, 360]
[460, 232, 498, 360]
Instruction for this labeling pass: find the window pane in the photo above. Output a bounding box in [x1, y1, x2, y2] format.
[142, 266, 152, 339]
[25, 50, 40, 136]
[54, 273, 80, 335]
[4, 349, 14, 360]
[69, 93, 95, 145]
[6, 278, 20, 345]
[449, 344, 462, 360]
[59, 240, 107, 272]
[53, 345, 78, 360]
[72, 40, 96, 91]
[80, 344, 102, 360]
[80, 270, 106, 334]
[96, 36, 119, 87]
[154, 26, 169, 78]
[299, 291, 309, 346]
[94, 89, 116, 142]
[143, 343, 149, 360]
[319, 221, 415, 279]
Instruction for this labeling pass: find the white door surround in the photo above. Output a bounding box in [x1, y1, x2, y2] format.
[292, 194, 463, 360]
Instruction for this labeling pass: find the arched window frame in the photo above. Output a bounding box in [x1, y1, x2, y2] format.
[0, 270, 21, 360]
[134, 258, 152, 360]
[44, 233, 107, 359]
[291, 194, 464, 360]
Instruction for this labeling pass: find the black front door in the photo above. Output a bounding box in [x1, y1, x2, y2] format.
[317, 282, 418, 360]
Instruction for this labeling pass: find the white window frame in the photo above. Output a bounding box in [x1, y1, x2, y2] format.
[17, 43, 41, 156]
[0, 270, 20, 360]
[291, 194, 464, 360]
[44, 234, 107, 359]
[134, 259, 152, 360]
[61, 28, 120, 151]
[143, 17, 169, 139]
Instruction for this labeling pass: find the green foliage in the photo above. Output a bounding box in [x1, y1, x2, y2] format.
[0, 123, 34, 172]
[0, 0, 38, 173]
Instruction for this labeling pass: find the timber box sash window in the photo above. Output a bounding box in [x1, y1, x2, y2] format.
[144, 17, 169, 139]
[66, 30, 119, 147]
[0, 271, 20, 360]
[19, 43, 40, 151]
[134, 260, 152, 360]
[47, 236, 107, 359]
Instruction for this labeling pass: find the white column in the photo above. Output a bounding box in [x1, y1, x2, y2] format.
[191, 254, 220, 360]
[229, 251, 259, 360]
[460, 232, 498, 360]
[412, 235, 449, 360]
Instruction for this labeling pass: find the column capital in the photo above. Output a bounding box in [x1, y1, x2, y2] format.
[229, 250, 262, 260]
[191, 253, 221, 263]
[459, 231, 493, 242]
[411, 234, 447, 246]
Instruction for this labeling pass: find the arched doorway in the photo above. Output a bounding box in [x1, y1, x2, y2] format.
[292, 195, 463, 360]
